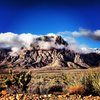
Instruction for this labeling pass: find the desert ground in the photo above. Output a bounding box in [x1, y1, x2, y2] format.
[0, 67, 100, 100]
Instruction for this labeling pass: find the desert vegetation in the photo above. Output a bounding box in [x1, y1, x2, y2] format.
[0, 68, 100, 99]
[28, 69, 100, 96]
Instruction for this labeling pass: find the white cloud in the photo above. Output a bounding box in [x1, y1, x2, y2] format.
[79, 45, 92, 53]
[0, 32, 20, 48]
[0, 29, 100, 54]
[0, 32, 68, 52]
[0, 32, 39, 51]
[46, 33, 56, 37]
[71, 31, 80, 37]
[19, 33, 37, 47]
[94, 30, 100, 36]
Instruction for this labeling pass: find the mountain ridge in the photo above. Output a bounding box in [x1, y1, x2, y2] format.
[0, 35, 100, 69]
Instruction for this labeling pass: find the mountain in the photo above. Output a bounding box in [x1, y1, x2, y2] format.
[0, 35, 100, 69]
[89, 48, 100, 54]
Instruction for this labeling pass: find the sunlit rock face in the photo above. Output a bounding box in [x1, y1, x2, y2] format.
[0, 35, 100, 69]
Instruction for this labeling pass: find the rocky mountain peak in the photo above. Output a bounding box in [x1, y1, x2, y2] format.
[0, 35, 100, 69]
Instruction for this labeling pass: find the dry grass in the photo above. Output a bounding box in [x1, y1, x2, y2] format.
[67, 84, 85, 95]
[0, 67, 100, 96]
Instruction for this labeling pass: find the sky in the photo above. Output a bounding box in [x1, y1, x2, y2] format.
[0, 0, 100, 48]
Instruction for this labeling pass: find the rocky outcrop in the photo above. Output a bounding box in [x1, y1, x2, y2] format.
[74, 54, 90, 68]
[0, 35, 100, 69]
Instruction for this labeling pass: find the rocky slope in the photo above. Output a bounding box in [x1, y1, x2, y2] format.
[0, 36, 100, 69]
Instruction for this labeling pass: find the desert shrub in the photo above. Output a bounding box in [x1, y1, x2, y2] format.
[28, 84, 48, 94]
[48, 79, 59, 86]
[67, 84, 85, 95]
[28, 76, 48, 94]
[29, 85, 40, 94]
[39, 85, 48, 94]
[23, 71, 100, 96]
[81, 75, 94, 95]
[65, 72, 100, 96]
[65, 75, 85, 95]
[3, 71, 31, 93]
[82, 72, 100, 96]
[91, 73, 100, 95]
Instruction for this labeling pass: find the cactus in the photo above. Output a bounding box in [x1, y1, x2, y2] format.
[4, 78, 12, 88]
[16, 71, 31, 92]
[3, 71, 31, 93]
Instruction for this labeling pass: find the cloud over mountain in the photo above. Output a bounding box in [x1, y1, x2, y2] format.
[0, 29, 100, 53]
[0, 32, 67, 52]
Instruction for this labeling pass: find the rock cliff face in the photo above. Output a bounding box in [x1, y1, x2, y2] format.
[0, 48, 11, 62]
[0, 36, 100, 69]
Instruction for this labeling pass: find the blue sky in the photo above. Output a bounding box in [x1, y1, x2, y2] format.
[0, 0, 100, 48]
